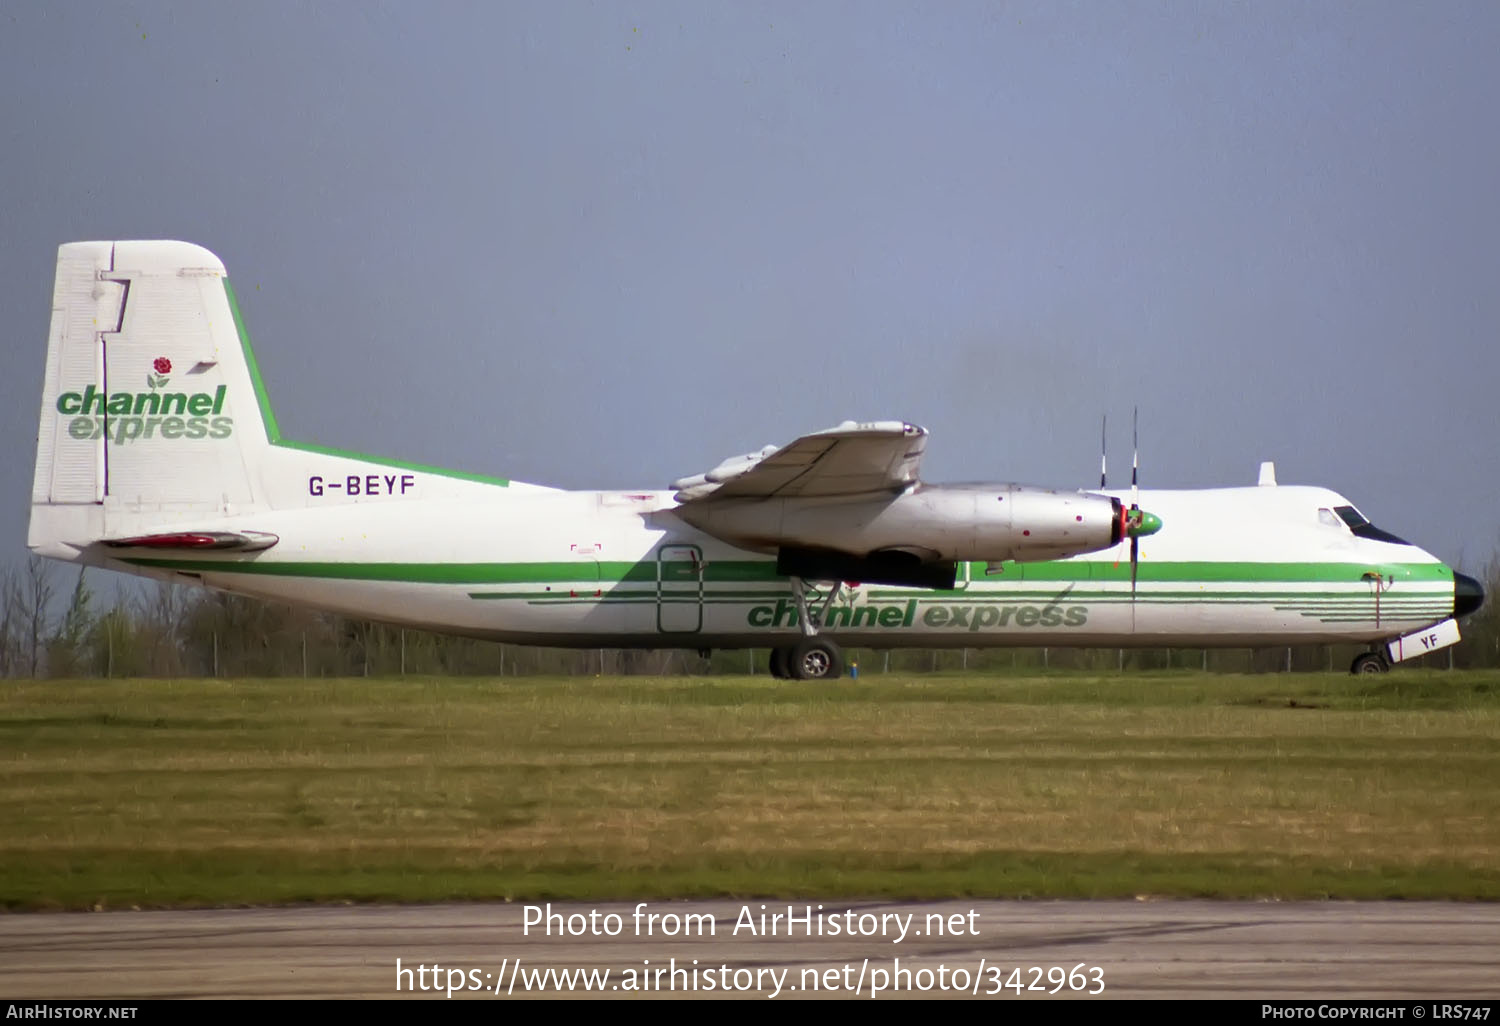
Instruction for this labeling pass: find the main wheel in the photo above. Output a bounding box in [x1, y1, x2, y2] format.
[790, 638, 844, 681]
[768, 646, 792, 679]
[1350, 651, 1389, 675]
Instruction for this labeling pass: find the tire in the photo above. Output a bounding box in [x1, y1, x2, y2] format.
[1350, 652, 1389, 675]
[769, 646, 791, 679]
[791, 638, 844, 681]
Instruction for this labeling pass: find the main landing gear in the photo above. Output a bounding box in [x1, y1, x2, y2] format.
[770, 637, 844, 681]
[1350, 650, 1391, 675]
[767, 577, 846, 681]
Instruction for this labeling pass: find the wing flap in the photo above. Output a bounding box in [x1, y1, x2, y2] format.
[673, 421, 926, 502]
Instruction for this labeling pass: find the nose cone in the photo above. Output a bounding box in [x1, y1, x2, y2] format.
[1454, 572, 1485, 619]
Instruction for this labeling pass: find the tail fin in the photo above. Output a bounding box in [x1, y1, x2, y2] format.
[35, 241, 272, 505]
[30, 240, 529, 563]
[31, 242, 275, 557]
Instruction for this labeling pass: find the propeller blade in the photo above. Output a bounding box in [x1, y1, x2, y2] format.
[1130, 535, 1139, 629]
[1130, 406, 1139, 512]
[1100, 414, 1108, 491]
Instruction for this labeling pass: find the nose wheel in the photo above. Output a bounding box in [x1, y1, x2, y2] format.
[1350, 651, 1391, 675]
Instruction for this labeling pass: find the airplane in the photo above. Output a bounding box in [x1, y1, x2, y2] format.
[28, 241, 1484, 679]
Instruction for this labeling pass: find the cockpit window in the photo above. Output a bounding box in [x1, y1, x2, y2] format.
[1332, 505, 1411, 546]
[1318, 508, 1341, 528]
[1333, 506, 1370, 529]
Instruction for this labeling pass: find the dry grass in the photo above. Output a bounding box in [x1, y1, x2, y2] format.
[1, 672, 1497, 907]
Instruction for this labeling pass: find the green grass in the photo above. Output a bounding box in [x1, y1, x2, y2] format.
[2, 671, 1499, 908]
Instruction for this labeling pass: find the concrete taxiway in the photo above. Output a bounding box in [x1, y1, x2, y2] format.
[2, 900, 1496, 999]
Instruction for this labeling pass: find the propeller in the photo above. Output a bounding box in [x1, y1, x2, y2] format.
[1130, 407, 1139, 602]
[1104, 409, 1163, 629]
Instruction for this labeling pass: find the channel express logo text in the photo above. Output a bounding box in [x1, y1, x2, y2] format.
[747, 597, 1089, 631]
[55, 357, 233, 445]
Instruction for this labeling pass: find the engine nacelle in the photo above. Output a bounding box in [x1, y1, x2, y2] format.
[675, 484, 1127, 564]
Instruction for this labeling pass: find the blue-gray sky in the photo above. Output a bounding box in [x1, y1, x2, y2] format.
[3, 2, 1497, 568]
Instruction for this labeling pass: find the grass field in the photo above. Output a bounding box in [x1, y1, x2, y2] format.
[2, 671, 1498, 909]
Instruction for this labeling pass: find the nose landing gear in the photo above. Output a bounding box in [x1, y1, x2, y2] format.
[1350, 651, 1391, 675]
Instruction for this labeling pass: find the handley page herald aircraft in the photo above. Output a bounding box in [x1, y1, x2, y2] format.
[29, 241, 1484, 678]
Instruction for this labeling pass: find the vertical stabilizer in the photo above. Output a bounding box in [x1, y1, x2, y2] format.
[30, 240, 535, 564]
[30, 241, 272, 557]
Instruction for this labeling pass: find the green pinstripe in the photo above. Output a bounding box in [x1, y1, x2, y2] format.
[122, 556, 1451, 587]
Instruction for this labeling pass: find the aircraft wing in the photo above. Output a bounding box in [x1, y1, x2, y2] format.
[672, 421, 927, 503]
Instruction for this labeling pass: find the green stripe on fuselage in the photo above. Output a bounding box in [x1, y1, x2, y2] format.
[974, 561, 1453, 584]
[120, 557, 1452, 588]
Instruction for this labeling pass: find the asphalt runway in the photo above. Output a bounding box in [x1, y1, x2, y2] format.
[3, 900, 1496, 999]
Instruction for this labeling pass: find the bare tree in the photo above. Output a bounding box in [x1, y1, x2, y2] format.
[22, 557, 55, 678]
[0, 565, 23, 678]
[133, 580, 188, 676]
[46, 567, 96, 677]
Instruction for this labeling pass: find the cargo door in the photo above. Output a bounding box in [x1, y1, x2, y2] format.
[657, 544, 703, 633]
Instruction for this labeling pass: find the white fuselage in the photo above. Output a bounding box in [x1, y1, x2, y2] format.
[105, 482, 1459, 650]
